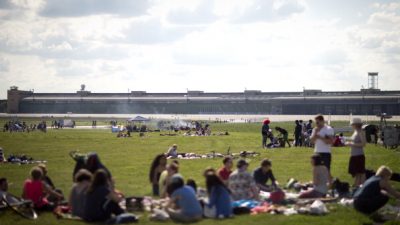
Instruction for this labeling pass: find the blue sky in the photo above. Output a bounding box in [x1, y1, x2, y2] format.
[0, 0, 399, 98]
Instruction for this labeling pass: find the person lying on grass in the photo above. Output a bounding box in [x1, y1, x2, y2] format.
[298, 154, 332, 199]
[22, 166, 63, 211]
[253, 159, 279, 192]
[166, 175, 203, 223]
[353, 166, 400, 215]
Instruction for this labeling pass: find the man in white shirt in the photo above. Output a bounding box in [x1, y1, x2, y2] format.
[311, 114, 335, 171]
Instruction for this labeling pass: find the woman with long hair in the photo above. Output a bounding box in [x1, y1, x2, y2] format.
[204, 170, 232, 218]
[83, 169, 123, 222]
[149, 154, 167, 196]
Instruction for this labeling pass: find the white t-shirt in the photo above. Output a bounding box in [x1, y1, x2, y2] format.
[312, 125, 334, 153]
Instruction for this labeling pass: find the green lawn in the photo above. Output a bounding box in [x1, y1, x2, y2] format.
[0, 122, 399, 225]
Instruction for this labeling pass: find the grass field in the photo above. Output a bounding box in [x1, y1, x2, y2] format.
[0, 121, 400, 225]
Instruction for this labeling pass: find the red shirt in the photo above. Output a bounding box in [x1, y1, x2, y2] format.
[23, 179, 48, 208]
[218, 167, 232, 181]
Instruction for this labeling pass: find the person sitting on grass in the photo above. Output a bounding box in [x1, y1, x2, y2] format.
[159, 162, 180, 198]
[299, 154, 331, 199]
[37, 163, 55, 189]
[166, 175, 202, 223]
[83, 169, 124, 222]
[204, 170, 233, 219]
[86, 153, 112, 180]
[22, 166, 63, 211]
[166, 144, 178, 158]
[69, 169, 92, 218]
[217, 156, 233, 184]
[353, 166, 400, 215]
[253, 159, 279, 192]
[38, 163, 64, 203]
[149, 154, 167, 196]
[228, 159, 259, 201]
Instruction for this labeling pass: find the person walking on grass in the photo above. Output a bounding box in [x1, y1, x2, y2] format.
[310, 114, 334, 172]
[346, 118, 367, 187]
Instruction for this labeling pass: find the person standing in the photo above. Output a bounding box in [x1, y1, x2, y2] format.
[310, 114, 334, 172]
[261, 119, 270, 148]
[294, 120, 302, 147]
[346, 118, 367, 187]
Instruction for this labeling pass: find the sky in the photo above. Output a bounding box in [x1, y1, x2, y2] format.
[0, 0, 399, 98]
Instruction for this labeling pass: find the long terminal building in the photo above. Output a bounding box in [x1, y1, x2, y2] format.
[5, 86, 400, 115]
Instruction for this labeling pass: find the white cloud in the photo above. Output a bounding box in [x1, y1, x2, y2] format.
[0, 0, 399, 99]
[119, 18, 197, 44]
[230, 0, 306, 23]
[39, 0, 150, 17]
[166, 0, 218, 25]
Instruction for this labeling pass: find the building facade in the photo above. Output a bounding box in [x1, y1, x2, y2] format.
[6, 87, 400, 115]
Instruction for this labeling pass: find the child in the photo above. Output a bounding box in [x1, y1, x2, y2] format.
[22, 166, 63, 210]
[299, 155, 331, 199]
[149, 154, 167, 196]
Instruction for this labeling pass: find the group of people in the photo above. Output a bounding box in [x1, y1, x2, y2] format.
[2, 113, 400, 224]
[294, 119, 313, 147]
[3, 120, 47, 133]
[0, 153, 138, 223]
[261, 119, 291, 148]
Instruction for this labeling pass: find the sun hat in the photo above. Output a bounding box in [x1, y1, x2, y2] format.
[350, 118, 363, 125]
